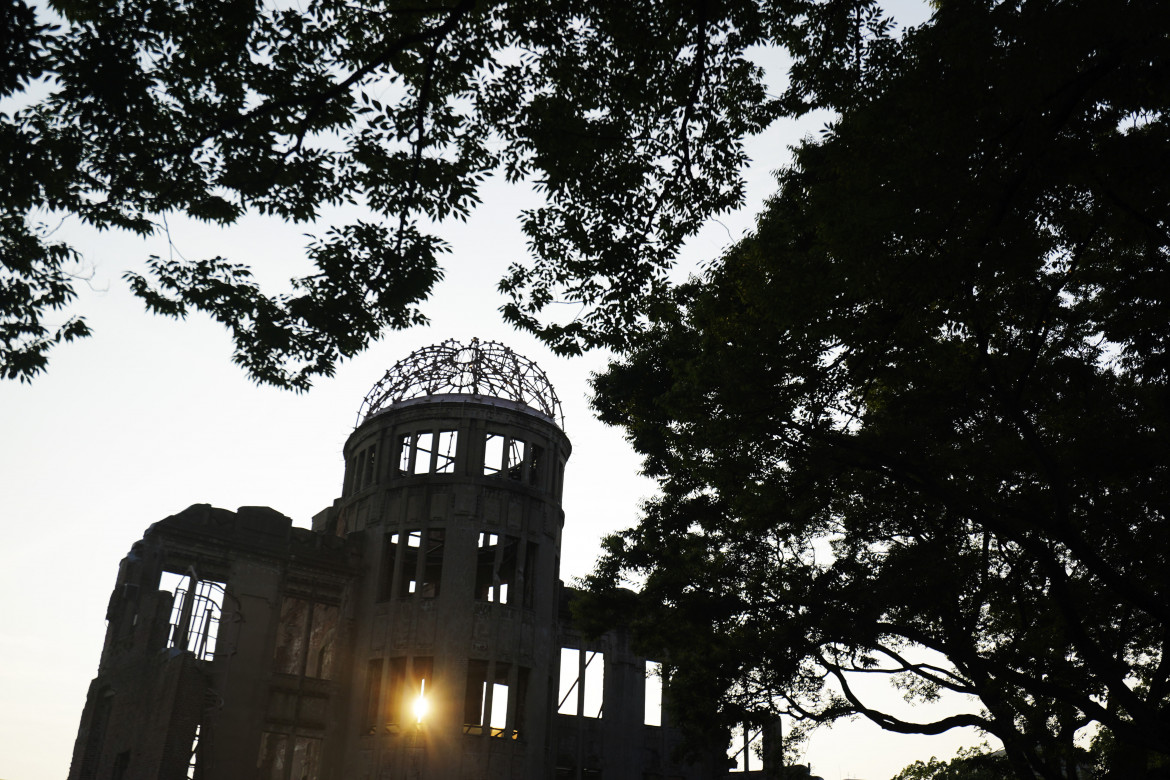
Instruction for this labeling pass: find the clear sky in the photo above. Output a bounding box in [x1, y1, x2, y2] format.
[0, 5, 990, 777]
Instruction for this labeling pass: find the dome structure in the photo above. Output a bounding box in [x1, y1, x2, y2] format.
[356, 338, 564, 427]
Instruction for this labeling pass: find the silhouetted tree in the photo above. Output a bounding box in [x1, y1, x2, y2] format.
[3, 0, 794, 386]
[584, 1, 1170, 779]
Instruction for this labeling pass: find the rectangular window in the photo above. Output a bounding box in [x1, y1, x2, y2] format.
[421, 529, 444, 597]
[557, 647, 604, 718]
[463, 659, 489, 732]
[410, 657, 434, 723]
[728, 724, 763, 772]
[557, 648, 579, 715]
[435, 430, 458, 473]
[515, 666, 529, 736]
[644, 661, 663, 727]
[413, 432, 434, 474]
[506, 437, 525, 480]
[161, 572, 226, 662]
[356, 448, 369, 490]
[475, 533, 519, 604]
[528, 444, 544, 486]
[397, 434, 411, 474]
[364, 443, 377, 486]
[489, 662, 511, 737]
[365, 660, 383, 735]
[476, 533, 497, 600]
[399, 530, 421, 595]
[378, 532, 399, 601]
[483, 433, 504, 476]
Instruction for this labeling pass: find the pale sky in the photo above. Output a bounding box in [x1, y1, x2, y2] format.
[0, 6, 991, 777]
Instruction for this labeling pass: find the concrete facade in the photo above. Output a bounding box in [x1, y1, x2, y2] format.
[68, 343, 757, 780]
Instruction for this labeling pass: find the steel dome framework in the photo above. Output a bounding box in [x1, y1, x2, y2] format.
[356, 339, 564, 427]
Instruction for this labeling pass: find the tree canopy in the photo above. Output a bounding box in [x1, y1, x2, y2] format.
[2, 0, 813, 387]
[584, 1, 1170, 779]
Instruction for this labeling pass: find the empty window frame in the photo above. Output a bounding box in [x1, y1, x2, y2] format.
[727, 724, 764, 773]
[475, 533, 521, 604]
[483, 432, 541, 482]
[557, 647, 604, 718]
[352, 443, 378, 492]
[464, 661, 528, 738]
[398, 530, 422, 595]
[644, 661, 663, 727]
[398, 430, 458, 475]
[161, 571, 225, 661]
[382, 528, 444, 599]
[409, 656, 434, 724]
[272, 597, 338, 679]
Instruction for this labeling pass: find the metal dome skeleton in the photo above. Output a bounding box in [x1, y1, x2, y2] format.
[356, 339, 564, 428]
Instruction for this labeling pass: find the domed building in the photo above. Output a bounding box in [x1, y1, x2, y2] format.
[67, 341, 751, 780]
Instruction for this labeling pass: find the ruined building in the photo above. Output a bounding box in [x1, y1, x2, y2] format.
[68, 340, 780, 780]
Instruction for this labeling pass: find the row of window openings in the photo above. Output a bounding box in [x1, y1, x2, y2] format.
[557, 650, 664, 728]
[163, 571, 341, 681]
[380, 530, 539, 607]
[364, 656, 530, 739]
[349, 432, 549, 491]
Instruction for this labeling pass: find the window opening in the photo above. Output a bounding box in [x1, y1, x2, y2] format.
[365, 660, 383, 735]
[186, 725, 199, 780]
[421, 529, 444, 597]
[483, 433, 504, 476]
[364, 443, 377, 487]
[558, 648, 604, 717]
[727, 724, 763, 773]
[463, 659, 489, 734]
[399, 530, 421, 595]
[644, 662, 663, 727]
[161, 571, 225, 661]
[475, 533, 518, 604]
[379, 532, 399, 601]
[515, 666, 529, 736]
[410, 657, 434, 723]
[411, 432, 433, 474]
[397, 434, 412, 474]
[557, 648, 579, 715]
[435, 430, 457, 473]
[356, 449, 369, 490]
[528, 444, 544, 486]
[506, 437, 525, 480]
[489, 662, 511, 737]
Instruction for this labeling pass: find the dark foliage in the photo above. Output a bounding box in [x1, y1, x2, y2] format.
[584, 1, 1170, 778]
[3, 0, 789, 386]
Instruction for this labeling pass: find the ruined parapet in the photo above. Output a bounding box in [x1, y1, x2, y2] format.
[68, 505, 361, 780]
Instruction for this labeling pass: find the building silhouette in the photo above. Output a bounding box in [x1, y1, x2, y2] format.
[68, 340, 778, 779]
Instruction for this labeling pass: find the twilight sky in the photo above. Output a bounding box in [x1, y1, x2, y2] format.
[0, 7, 990, 777]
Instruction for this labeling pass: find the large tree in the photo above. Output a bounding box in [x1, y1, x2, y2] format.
[3, 0, 795, 386]
[584, 1, 1170, 779]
